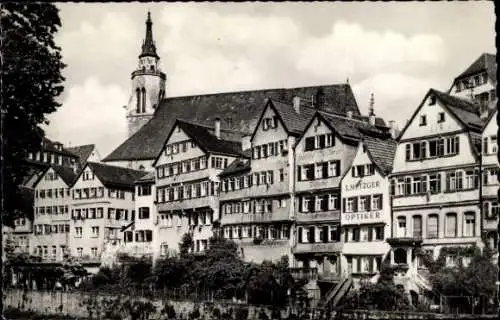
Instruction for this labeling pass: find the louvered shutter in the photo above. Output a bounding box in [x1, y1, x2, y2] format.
[298, 197, 303, 212]
[366, 196, 371, 211]
[336, 161, 341, 176]
[455, 137, 460, 154]
[308, 197, 314, 212]
[322, 162, 328, 178]
[322, 195, 328, 211]
[445, 173, 450, 192]
[343, 198, 346, 212]
[353, 197, 358, 212]
[298, 166, 302, 181]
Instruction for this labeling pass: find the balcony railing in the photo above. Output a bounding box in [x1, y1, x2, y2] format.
[289, 267, 318, 281]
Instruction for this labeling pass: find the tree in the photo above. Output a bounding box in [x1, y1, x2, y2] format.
[339, 263, 410, 311]
[1, 3, 66, 226]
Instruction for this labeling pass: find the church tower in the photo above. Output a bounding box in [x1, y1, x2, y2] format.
[126, 12, 166, 138]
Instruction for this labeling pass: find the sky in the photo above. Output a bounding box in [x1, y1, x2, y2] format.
[46, 2, 496, 158]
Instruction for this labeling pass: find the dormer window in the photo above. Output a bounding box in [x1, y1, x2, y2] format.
[419, 115, 427, 126]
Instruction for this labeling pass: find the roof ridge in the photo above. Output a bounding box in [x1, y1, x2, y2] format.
[87, 161, 145, 174]
[162, 83, 350, 100]
[176, 118, 247, 135]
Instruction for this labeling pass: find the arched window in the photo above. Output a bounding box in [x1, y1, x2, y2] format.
[427, 214, 439, 239]
[136, 88, 141, 113]
[141, 88, 146, 113]
[150, 65, 155, 72]
[445, 212, 457, 237]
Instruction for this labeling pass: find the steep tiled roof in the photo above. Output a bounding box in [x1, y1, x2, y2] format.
[175, 120, 245, 157]
[456, 53, 497, 83]
[363, 136, 397, 175]
[103, 84, 360, 161]
[52, 165, 78, 186]
[66, 144, 95, 168]
[219, 158, 251, 177]
[270, 100, 317, 135]
[319, 112, 390, 142]
[135, 171, 154, 183]
[86, 162, 147, 190]
[431, 89, 483, 131]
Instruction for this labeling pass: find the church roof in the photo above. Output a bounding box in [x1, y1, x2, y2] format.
[139, 12, 159, 59]
[103, 84, 360, 162]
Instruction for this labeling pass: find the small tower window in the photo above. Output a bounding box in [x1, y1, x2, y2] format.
[150, 65, 155, 72]
[141, 88, 146, 113]
[136, 88, 141, 113]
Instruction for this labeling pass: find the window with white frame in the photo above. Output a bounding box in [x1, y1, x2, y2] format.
[463, 212, 475, 237]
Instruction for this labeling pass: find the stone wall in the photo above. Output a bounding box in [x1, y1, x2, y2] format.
[2, 289, 284, 319]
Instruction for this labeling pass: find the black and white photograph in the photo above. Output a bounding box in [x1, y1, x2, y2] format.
[1, 2, 498, 319]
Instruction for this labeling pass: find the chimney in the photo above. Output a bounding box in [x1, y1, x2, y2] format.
[215, 118, 221, 139]
[241, 135, 251, 151]
[347, 111, 353, 119]
[388, 120, 397, 139]
[293, 96, 301, 114]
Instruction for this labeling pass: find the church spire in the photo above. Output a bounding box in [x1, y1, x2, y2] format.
[140, 11, 159, 59]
